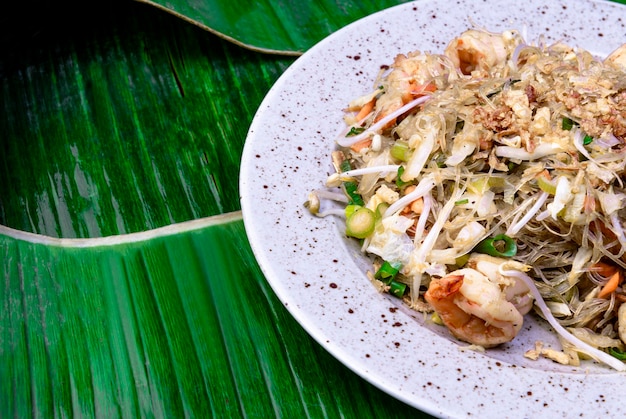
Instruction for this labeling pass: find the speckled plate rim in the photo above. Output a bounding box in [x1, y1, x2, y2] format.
[240, 1, 626, 417]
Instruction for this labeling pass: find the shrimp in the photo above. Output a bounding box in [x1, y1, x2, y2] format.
[424, 268, 524, 347]
[444, 29, 516, 76]
[386, 52, 440, 102]
[372, 52, 442, 128]
[466, 253, 534, 315]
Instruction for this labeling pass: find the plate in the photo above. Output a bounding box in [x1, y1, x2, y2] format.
[240, 0, 626, 417]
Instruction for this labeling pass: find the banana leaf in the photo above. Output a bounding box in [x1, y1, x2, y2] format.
[0, 1, 429, 417]
[1, 1, 293, 238]
[1, 215, 426, 417]
[137, 0, 412, 54]
[2, 0, 411, 55]
[11, 0, 626, 417]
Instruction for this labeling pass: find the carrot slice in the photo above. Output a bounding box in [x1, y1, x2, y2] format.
[355, 98, 375, 121]
[598, 271, 623, 299]
[350, 138, 372, 152]
[590, 262, 617, 277]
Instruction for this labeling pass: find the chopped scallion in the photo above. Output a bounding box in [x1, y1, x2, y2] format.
[339, 160, 351, 172]
[537, 176, 557, 195]
[473, 234, 517, 258]
[343, 182, 364, 206]
[609, 347, 626, 361]
[375, 203, 389, 221]
[344, 204, 359, 218]
[455, 254, 470, 267]
[389, 280, 407, 298]
[390, 141, 411, 162]
[374, 261, 402, 284]
[396, 166, 411, 189]
[374, 261, 406, 298]
[562, 117, 575, 130]
[345, 207, 375, 239]
[346, 127, 365, 137]
[339, 160, 365, 206]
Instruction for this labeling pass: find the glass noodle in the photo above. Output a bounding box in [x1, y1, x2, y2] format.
[306, 28, 626, 371]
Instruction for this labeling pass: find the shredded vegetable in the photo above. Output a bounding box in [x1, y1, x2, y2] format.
[306, 27, 626, 371]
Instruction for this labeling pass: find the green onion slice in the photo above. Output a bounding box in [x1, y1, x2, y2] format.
[537, 176, 556, 195]
[609, 347, 626, 361]
[390, 141, 411, 162]
[473, 234, 517, 258]
[374, 261, 402, 284]
[396, 166, 411, 189]
[562, 117, 575, 130]
[346, 127, 365, 137]
[345, 207, 375, 239]
[389, 280, 407, 298]
[339, 159, 365, 206]
[375, 203, 389, 221]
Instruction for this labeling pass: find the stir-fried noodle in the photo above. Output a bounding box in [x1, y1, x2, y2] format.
[306, 28, 626, 371]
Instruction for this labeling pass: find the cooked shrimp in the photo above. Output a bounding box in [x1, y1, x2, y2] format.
[424, 268, 524, 347]
[371, 52, 442, 128]
[467, 253, 534, 315]
[387, 52, 440, 101]
[444, 29, 517, 75]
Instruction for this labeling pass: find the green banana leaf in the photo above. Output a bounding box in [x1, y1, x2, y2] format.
[1, 1, 293, 238]
[9, 0, 625, 416]
[138, 0, 412, 54]
[1, 215, 425, 417]
[2, 0, 411, 56]
[0, 1, 430, 417]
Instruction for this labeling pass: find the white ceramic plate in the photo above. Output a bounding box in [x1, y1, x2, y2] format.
[240, 1, 626, 417]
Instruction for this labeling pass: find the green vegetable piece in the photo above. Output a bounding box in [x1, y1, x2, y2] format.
[609, 347, 626, 361]
[396, 166, 411, 189]
[343, 182, 364, 206]
[537, 176, 557, 195]
[339, 160, 352, 172]
[473, 234, 517, 258]
[375, 261, 406, 297]
[374, 261, 402, 284]
[344, 204, 359, 218]
[390, 141, 411, 162]
[454, 198, 469, 206]
[583, 135, 593, 145]
[375, 203, 389, 221]
[455, 254, 470, 267]
[345, 207, 375, 239]
[339, 159, 365, 206]
[562, 117, 575, 130]
[389, 280, 407, 298]
[346, 127, 365, 137]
